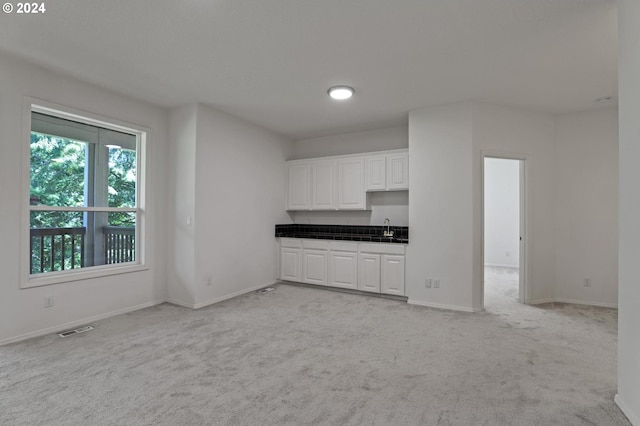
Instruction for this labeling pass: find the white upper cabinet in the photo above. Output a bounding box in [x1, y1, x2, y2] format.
[386, 153, 409, 190]
[287, 163, 311, 210]
[365, 155, 387, 191]
[286, 149, 407, 210]
[312, 161, 336, 210]
[338, 158, 366, 210]
[365, 152, 408, 191]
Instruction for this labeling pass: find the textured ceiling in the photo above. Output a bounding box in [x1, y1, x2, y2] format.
[0, 0, 617, 139]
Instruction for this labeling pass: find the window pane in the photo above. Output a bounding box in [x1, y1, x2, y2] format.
[30, 210, 84, 229]
[30, 132, 86, 207]
[103, 212, 136, 265]
[30, 211, 86, 274]
[29, 211, 136, 275]
[108, 147, 136, 208]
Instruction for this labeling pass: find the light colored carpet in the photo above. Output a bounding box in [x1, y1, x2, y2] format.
[0, 278, 629, 426]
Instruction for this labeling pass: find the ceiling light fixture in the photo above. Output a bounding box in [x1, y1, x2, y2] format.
[328, 85, 354, 100]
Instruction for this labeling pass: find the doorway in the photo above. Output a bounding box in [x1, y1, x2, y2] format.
[483, 156, 526, 309]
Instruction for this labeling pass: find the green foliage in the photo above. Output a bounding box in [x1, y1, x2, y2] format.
[30, 132, 137, 227]
[108, 147, 136, 226]
[30, 133, 85, 227]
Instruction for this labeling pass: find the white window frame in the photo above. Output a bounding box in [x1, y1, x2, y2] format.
[21, 98, 148, 288]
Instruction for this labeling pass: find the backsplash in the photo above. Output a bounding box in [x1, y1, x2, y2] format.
[289, 191, 408, 226]
[275, 224, 409, 244]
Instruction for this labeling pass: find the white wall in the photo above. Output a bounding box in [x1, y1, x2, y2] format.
[408, 102, 557, 311]
[293, 126, 407, 159]
[472, 103, 557, 307]
[0, 51, 169, 344]
[407, 103, 475, 311]
[167, 104, 198, 307]
[291, 126, 409, 226]
[554, 108, 619, 307]
[616, 0, 640, 423]
[484, 158, 520, 268]
[165, 103, 293, 308]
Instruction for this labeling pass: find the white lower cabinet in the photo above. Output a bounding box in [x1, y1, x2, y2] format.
[359, 243, 406, 296]
[358, 254, 381, 293]
[302, 250, 328, 285]
[329, 251, 358, 290]
[381, 255, 405, 295]
[280, 248, 301, 282]
[301, 240, 329, 286]
[279, 238, 405, 296]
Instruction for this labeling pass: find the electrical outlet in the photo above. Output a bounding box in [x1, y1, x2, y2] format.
[206, 277, 213, 286]
[433, 279, 440, 288]
[44, 296, 54, 308]
[584, 278, 592, 287]
[425, 278, 432, 288]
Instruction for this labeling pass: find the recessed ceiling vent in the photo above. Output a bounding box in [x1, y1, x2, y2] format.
[595, 96, 616, 104]
[58, 325, 94, 337]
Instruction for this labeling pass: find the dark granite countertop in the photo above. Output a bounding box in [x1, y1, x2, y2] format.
[275, 224, 408, 244]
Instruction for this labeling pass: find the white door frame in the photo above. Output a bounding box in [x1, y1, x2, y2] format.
[481, 151, 529, 307]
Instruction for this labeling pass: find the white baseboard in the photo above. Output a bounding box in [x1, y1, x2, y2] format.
[191, 281, 278, 310]
[0, 299, 165, 347]
[407, 299, 481, 313]
[615, 394, 639, 426]
[484, 263, 519, 269]
[165, 298, 195, 309]
[529, 298, 555, 305]
[553, 298, 618, 309]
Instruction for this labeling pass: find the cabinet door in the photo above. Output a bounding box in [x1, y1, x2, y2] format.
[329, 251, 358, 289]
[358, 253, 381, 293]
[302, 250, 328, 286]
[365, 156, 386, 191]
[312, 161, 336, 210]
[287, 163, 311, 210]
[381, 255, 405, 295]
[280, 248, 301, 281]
[338, 158, 366, 209]
[386, 154, 409, 190]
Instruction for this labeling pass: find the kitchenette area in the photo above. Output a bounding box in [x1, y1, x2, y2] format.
[276, 148, 409, 297]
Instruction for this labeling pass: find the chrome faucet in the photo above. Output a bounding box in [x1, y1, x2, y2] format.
[383, 218, 394, 237]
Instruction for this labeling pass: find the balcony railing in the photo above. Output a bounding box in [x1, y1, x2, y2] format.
[30, 227, 85, 274]
[103, 226, 135, 265]
[30, 226, 135, 274]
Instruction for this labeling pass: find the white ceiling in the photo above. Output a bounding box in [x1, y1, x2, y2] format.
[0, 0, 617, 140]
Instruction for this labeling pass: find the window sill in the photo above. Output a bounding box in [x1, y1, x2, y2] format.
[22, 263, 149, 289]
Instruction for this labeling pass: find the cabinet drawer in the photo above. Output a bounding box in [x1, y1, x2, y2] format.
[329, 241, 358, 252]
[359, 243, 405, 255]
[280, 238, 302, 248]
[302, 239, 329, 250]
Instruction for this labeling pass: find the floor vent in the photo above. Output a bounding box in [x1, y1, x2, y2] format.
[58, 325, 94, 337]
[257, 287, 275, 294]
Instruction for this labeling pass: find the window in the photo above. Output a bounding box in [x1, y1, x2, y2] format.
[24, 103, 146, 287]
